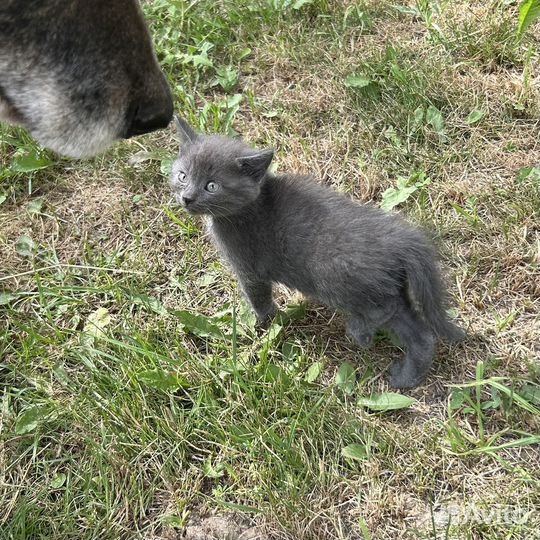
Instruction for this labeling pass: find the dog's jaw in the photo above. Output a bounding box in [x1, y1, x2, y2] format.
[0, 94, 25, 126]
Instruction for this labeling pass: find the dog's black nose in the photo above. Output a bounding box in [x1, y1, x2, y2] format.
[125, 96, 173, 138]
[182, 195, 194, 207]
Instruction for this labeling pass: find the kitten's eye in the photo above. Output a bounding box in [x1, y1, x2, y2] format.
[205, 181, 219, 193]
[178, 171, 186, 182]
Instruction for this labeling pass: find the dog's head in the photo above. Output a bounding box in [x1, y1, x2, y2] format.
[0, 0, 173, 158]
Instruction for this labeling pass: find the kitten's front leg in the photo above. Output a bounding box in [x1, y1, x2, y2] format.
[240, 278, 277, 325]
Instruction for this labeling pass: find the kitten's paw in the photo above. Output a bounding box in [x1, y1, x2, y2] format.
[255, 305, 278, 329]
[443, 322, 466, 343]
[256, 317, 274, 330]
[388, 360, 425, 389]
[349, 332, 374, 349]
[346, 319, 374, 349]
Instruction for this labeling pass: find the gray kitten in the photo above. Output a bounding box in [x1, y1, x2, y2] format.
[170, 117, 465, 388]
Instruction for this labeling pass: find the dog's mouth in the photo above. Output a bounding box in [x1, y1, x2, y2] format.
[123, 97, 173, 139]
[0, 87, 25, 126]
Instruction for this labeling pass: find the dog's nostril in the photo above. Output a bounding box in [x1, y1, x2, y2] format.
[125, 95, 173, 138]
[182, 196, 194, 207]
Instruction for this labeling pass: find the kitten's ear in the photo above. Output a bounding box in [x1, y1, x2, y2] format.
[236, 149, 274, 181]
[174, 116, 198, 144]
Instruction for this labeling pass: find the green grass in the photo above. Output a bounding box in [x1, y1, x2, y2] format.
[1, 1, 539, 539]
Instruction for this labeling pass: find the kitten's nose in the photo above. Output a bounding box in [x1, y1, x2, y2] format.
[182, 195, 194, 207]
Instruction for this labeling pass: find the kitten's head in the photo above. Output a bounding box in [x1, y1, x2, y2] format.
[170, 117, 274, 217]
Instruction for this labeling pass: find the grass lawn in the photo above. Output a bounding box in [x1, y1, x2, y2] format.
[1, 1, 539, 538]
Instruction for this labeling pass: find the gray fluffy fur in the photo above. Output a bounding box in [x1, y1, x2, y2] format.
[170, 117, 465, 388]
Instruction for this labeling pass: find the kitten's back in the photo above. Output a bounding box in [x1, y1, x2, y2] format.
[268, 173, 427, 259]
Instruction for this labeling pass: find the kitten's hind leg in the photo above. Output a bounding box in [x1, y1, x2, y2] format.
[241, 279, 277, 325]
[346, 302, 397, 349]
[346, 316, 376, 348]
[386, 302, 435, 389]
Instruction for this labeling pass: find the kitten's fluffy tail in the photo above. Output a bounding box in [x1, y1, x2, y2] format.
[405, 248, 465, 342]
